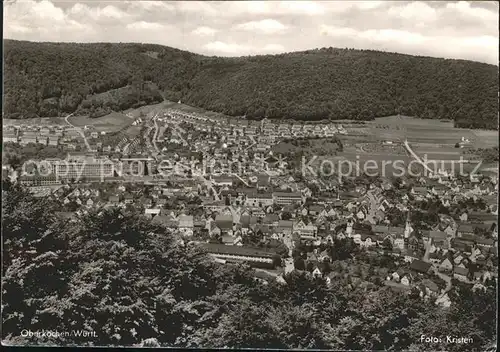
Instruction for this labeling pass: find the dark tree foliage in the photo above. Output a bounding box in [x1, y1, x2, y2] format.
[1, 181, 497, 350]
[3, 143, 68, 170]
[3, 41, 498, 129]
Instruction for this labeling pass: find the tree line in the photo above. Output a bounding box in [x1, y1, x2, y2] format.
[3, 41, 498, 129]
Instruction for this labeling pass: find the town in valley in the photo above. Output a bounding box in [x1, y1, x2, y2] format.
[2, 0, 498, 348]
[3, 100, 498, 307]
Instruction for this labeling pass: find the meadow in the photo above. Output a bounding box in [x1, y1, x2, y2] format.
[68, 112, 133, 133]
[336, 115, 499, 175]
[364, 115, 498, 149]
[161, 100, 231, 121]
[472, 129, 499, 148]
[3, 117, 65, 126]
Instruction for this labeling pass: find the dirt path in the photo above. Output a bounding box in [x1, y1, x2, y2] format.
[65, 113, 92, 152]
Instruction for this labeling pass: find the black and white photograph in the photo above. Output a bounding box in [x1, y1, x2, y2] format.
[1, 1, 498, 350]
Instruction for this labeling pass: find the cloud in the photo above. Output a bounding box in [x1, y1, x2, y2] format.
[175, 1, 217, 16]
[278, 1, 326, 15]
[203, 41, 287, 55]
[446, 1, 497, 21]
[355, 1, 384, 10]
[359, 29, 427, 45]
[235, 19, 287, 34]
[4, 0, 94, 39]
[321, 25, 427, 46]
[262, 44, 286, 53]
[320, 25, 358, 38]
[68, 3, 130, 24]
[223, 1, 325, 16]
[125, 1, 175, 13]
[126, 21, 166, 31]
[192, 26, 218, 36]
[204, 41, 250, 54]
[223, 1, 384, 17]
[3, 1, 498, 64]
[320, 23, 498, 63]
[388, 2, 438, 22]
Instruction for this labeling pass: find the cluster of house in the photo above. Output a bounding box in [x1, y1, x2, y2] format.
[5, 109, 498, 302]
[2, 124, 86, 149]
[38, 167, 497, 291]
[156, 110, 345, 147]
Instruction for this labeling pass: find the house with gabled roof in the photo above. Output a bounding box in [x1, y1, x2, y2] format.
[215, 214, 233, 233]
[428, 251, 444, 264]
[429, 231, 448, 250]
[393, 236, 405, 250]
[452, 239, 473, 254]
[439, 257, 453, 271]
[453, 266, 469, 282]
[412, 186, 427, 196]
[360, 234, 378, 248]
[178, 215, 194, 236]
[420, 279, 440, 297]
[372, 225, 390, 236]
[312, 267, 322, 278]
[476, 237, 495, 249]
[410, 259, 432, 274]
[240, 215, 258, 231]
[277, 220, 294, 235]
[308, 204, 324, 216]
[384, 280, 412, 293]
[294, 220, 317, 239]
[263, 213, 280, 227]
[108, 195, 120, 204]
[257, 174, 271, 190]
[123, 193, 134, 204]
[389, 226, 405, 237]
[208, 221, 221, 237]
[222, 234, 243, 246]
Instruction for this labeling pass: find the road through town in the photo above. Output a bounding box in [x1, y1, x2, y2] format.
[65, 113, 92, 152]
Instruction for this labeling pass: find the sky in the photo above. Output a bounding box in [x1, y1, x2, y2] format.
[3, 1, 499, 64]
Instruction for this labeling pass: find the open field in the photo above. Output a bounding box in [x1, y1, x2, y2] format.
[123, 100, 235, 123]
[472, 130, 499, 148]
[340, 134, 379, 144]
[3, 117, 65, 126]
[123, 102, 166, 119]
[411, 146, 466, 161]
[273, 114, 497, 177]
[68, 112, 133, 133]
[361, 116, 497, 148]
[161, 100, 232, 121]
[272, 138, 342, 155]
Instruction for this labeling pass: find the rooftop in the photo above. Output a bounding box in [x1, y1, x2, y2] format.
[201, 243, 275, 258]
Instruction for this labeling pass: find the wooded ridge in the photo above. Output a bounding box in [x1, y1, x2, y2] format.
[3, 40, 498, 129]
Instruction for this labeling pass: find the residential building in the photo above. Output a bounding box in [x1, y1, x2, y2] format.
[245, 192, 274, 207]
[3, 131, 18, 143]
[48, 155, 114, 180]
[19, 174, 61, 187]
[453, 267, 469, 282]
[273, 191, 303, 205]
[201, 243, 276, 268]
[410, 260, 433, 274]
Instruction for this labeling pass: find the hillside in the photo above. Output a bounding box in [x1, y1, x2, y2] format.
[3, 40, 498, 129]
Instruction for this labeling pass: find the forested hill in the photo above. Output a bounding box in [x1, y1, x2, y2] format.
[3, 40, 498, 129]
